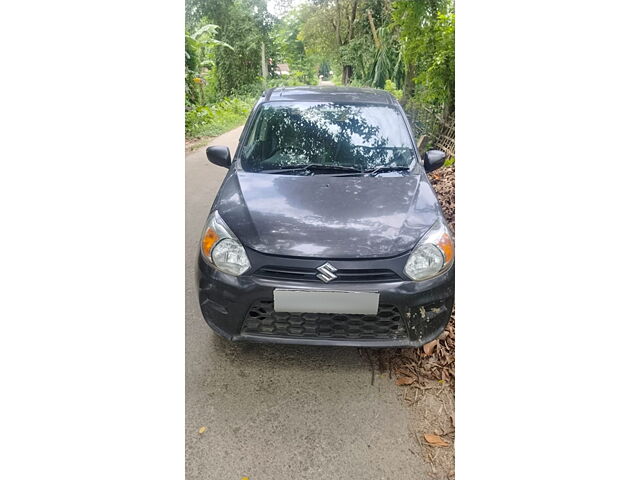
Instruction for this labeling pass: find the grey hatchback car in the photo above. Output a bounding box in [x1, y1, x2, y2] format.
[197, 86, 454, 347]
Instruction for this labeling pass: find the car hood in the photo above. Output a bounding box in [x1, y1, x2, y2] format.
[214, 171, 442, 258]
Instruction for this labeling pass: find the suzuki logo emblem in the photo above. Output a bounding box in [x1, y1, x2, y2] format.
[316, 262, 338, 283]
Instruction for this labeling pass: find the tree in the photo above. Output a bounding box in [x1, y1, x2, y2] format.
[367, 25, 403, 89]
[186, 0, 275, 96]
[393, 0, 455, 113]
[298, 0, 363, 84]
[184, 0, 455, 141]
[330, 0, 361, 84]
[185, 24, 234, 105]
[272, 6, 319, 83]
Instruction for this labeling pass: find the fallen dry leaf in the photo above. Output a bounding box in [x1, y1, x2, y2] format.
[395, 376, 416, 386]
[395, 368, 414, 377]
[423, 339, 438, 356]
[198, 426, 207, 434]
[424, 434, 450, 447]
[428, 164, 455, 234]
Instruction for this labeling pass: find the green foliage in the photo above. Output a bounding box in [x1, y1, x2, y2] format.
[186, 0, 274, 97]
[319, 61, 330, 77]
[185, 35, 200, 105]
[393, 0, 455, 111]
[185, 22, 234, 106]
[413, 12, 455, 109]
[185, 96, 255, 138]
[384, 79, 403, 100]
[341, 35, 376, 82]
[403, 95, 442, 140]
[347, 77, 366, 88]
[367, 26, 403, 89]
[268, 71, 315, 88]
[273, 7, 308, 70]
[297, 2, 337, 64]
[184, 0, 455, 148]
[190, 24, 234, 51]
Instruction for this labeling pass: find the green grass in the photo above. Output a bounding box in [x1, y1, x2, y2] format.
[185, 96, 255, 139]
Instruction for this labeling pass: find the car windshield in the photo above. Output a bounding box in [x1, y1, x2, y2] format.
[240, 102, 416, 174]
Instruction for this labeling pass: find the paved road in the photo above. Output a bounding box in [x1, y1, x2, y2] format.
[185, 126, 426, 479]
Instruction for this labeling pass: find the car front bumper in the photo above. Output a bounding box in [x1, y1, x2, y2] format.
[197, 253, 454, 348]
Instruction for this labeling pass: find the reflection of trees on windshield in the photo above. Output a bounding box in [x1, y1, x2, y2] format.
[242, 103, 415, 172]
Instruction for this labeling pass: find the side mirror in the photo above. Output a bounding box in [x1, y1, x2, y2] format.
[206, 146, 231, 169]
[423, 149, 446, 172]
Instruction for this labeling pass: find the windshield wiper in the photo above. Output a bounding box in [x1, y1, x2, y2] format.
[365, 165, 411, 177]
[261, 164, 363, 175]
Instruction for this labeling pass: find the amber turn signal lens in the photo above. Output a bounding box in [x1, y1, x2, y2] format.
[201, 227, 220, 258]
[438, 232, 454, 264]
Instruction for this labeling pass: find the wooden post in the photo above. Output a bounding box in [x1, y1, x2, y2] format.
[261, 41, 268, 84]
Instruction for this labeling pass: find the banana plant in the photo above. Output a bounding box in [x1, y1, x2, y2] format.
[367, 26, 403, 89]
[185, 24, 234, 70]
[185, 24, 234, 106]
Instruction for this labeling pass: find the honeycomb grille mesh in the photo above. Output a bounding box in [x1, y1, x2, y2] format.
[241, 300, 407, 340]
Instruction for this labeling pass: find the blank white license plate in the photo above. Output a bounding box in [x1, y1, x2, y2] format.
[273, 289, 380, 315]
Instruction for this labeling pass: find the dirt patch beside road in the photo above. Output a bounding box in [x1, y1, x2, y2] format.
[372, 165, 456, 479]
[185, 136, 216, 152]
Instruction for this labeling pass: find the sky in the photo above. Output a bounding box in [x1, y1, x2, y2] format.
[266, 0, 308, 18]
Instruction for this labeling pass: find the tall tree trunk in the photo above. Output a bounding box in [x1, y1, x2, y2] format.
[348, 0, 359, 41]
[367, 9, 381, 49]
[342, 65, 353, 85]
[402, 62, 416, 104]
[335, 0, 342, 46]
[337, 1, 358, 85]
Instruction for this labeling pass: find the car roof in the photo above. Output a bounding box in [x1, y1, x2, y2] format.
[262, 86, 396, 105]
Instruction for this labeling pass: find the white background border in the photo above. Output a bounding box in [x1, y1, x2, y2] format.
[1, 0, 639, 478]
[1, 1, 184, 478]
[457, 1, 640, 478]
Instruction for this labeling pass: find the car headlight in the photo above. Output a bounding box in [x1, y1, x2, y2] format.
[404, 219, 454, 281]
[200, 211, 250, 276]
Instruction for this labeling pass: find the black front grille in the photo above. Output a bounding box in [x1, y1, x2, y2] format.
[241, 300, 407, 340]
[254, 266, 402, 283]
